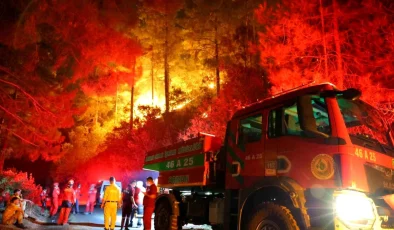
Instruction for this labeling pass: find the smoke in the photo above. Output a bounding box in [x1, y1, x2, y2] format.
[120, 170, 159, 185]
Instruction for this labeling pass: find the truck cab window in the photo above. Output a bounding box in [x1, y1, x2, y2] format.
[312, 96, 331, 135]
[283, 103, 302, 136]
[268, 96, 331, 138]
[268, 110, 277, 137]
[238, 114, 263, 144]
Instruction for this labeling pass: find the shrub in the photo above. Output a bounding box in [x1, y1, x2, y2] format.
[0, 170, 42, 204]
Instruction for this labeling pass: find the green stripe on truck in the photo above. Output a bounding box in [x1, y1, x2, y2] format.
[143, 153, 205, 172]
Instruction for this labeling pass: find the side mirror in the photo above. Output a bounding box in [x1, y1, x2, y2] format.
[321, 88, 361, 100]
[297, 95, 329, 138]
[342, 88, 361, 100]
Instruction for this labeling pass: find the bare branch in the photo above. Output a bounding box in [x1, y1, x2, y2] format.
[0, 66, 56, 118]
[0, 104, 26, 125]
[5, 127, 39, 147]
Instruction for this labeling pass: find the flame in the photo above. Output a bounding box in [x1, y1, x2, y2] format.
[116, 66, 131, 73]
[135, 91, 164, 109]
[114, 55, 209, 123]
[134, 91, 165, 119]
[173, 100, 191, 110]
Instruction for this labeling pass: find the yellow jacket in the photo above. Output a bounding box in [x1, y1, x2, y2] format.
[2, 203, 22, 224]
[102, 184, 121, 203]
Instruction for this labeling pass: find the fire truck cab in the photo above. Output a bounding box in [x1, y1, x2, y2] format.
[144, 83, 394, 230]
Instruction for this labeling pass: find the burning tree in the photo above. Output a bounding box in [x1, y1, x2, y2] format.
[0, 0, 141, 173]
[255, 0, 394, 122]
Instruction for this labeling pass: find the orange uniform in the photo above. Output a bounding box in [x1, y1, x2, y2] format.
[50, 186, 60, 217]
[57, 187, 76, 225]
[85, 187, 97, 214]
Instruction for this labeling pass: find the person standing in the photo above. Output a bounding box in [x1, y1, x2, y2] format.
[101, 176, 121, 230]
[120, 183, 133, 230]
[130, 181, 139, 228]
[2, 197, 26, 229]
[135, 181, 145, 228]
[57, 179, 76, 225]
[49, 182, 60, 217]
[85, 184, 97, 214]
[72, 184, 81, 214]
[142, 177, 157, 230]
[40, 189, 48, 214]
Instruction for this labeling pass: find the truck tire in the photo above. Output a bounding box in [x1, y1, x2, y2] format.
[247, 203, 300, 230]
[154, 200, 172, 230]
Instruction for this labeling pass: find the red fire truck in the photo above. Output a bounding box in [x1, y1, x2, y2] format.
[143, 83, 394, 230]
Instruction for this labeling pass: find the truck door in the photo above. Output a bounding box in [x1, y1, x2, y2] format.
[264, 105, 296, 176]
[237, 113, 265, 179]
[264, 96, 336, 185]
[225, 113, 265, 189]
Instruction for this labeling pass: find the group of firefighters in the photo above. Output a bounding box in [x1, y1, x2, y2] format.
[103, 176, 158, 230]
[1, 176, 158, 230]
[43, 180, 95, 218]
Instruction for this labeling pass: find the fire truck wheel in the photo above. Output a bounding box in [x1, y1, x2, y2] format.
[247, 203, 300, 230]
[154, 200, 172, 230]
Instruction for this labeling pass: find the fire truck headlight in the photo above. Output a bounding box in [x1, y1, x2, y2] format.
[334, 191, 376, 227]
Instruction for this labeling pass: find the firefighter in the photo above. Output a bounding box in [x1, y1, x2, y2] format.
[142, 177, 157, 230]
[85, 184, 97, 214]
[9, 189, 26, 217]
[8, 189, 22, 207]
[40, 189, 48, 213]
[129, 180, 139, 228]
[72, 183, 81, 214]
[49, 182, 60, 217]
[121, 182, 134, 230]
[2, 197, 26, 229]
[57, 179, 76, 225]
[101, 176, 121, 230]
[135, 181, 145, 228]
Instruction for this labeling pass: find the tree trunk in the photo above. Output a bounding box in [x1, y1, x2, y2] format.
[320, 0, 329, 79]
[0, 122, 11, 172]
[130, 58, 136, 133]
[332, 0, 344, 89]
[164, 6, 170, 114]
[151, 46, 154, 106]
[245, 0, 249, 69]
[0, 136, 8, 172]
[0, 153, 5, 171]
[114, 79, 119, 125]
[130, 86, 134, 132]
[95, 98, 99, 124]
[214, 15, 220, 97]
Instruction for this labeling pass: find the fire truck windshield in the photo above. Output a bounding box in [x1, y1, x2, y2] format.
[337, 97, 394, 154]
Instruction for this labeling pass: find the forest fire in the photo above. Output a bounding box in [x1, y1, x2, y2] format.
[0, 2, 393, 227]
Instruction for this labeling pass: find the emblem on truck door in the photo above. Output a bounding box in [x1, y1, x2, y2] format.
[311, 154, 335, 180]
